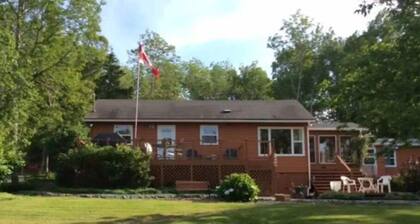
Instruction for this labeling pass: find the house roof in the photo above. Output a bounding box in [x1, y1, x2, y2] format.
[309, 121, 367, 131]
[85, 99, 314, 123]
[374, 138, 420, 148]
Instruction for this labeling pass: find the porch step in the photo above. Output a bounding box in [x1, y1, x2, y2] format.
[312, 171, 364, 194]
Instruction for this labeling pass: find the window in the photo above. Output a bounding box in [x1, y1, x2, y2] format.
[319, 136, 336, 163]
[363, 147, 376, 165]
[200, 125, 219, 145]
[259, 129, 269, 155]
[385, 149, 397, 167]
[258, 127, 305, 156]
[309, 136, 316, 163]
[340, 136, 353, 163]
[114, 125, 133, 144]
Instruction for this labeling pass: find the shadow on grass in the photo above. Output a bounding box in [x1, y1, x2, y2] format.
[72, 203, 420, 224]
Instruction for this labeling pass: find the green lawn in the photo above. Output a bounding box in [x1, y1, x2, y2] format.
[1, 193, 420, 224]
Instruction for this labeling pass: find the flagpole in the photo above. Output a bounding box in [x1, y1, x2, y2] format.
[134, 57, 141, 146]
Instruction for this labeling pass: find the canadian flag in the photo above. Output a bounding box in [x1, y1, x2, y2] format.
[138, 44, 160, 78]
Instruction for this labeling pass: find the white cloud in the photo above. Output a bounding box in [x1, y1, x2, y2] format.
[101, 0, 381, 72]
[158, 0, 379, 48]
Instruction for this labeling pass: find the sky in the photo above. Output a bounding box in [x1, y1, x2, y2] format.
[100, 0, 380, 74]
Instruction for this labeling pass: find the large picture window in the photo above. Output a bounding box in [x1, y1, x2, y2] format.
[200, 125, 219, 145]
[114, 125, 133, 144]
[258, 127, 305, 156]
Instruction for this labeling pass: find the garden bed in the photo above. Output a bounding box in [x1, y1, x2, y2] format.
[318, 191, 420, 201]
[16, 191, 218, 200]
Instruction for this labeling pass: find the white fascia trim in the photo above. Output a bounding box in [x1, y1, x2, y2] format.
[86, 119, 315, 123]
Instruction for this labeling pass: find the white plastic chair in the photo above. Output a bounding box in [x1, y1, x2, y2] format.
[341, 176, 357, 193]
[377, 176, 392, 193]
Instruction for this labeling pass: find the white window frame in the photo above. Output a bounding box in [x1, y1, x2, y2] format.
[200, 125, 219, 145]
[385, 149, 397, 168]
[113, 124, 133, 145]
[257, 128, 270, 156]
[318, 135, 337, 164]
[257, 127, 305, 157]
[363, 147, 377, 166]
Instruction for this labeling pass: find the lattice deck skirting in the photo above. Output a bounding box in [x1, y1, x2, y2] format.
[151, 164, 273, 195]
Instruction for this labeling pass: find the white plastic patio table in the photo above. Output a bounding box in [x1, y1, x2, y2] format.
[357, 177, 376, 193]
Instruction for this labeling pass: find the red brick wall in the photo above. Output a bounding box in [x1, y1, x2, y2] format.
[376, 146, 420, 176]
[89, 121, 311, 194]
[89, 122, 310, 172]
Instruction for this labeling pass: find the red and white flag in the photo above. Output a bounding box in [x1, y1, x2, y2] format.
[138, 44, 160, 78]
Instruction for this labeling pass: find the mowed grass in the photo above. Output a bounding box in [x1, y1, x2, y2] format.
[1, 193, 420, 224]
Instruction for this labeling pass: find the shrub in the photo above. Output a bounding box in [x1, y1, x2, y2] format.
[318, 191, 420, 201]
[384, 192, 420, 200]
[216, 173, 260, 202]
[398, 160, 420, 193]
[318, 191, 365, 200]
[391, 176, 405, 192]
[0, 182, 37, 192]
[55, 144, 151, 188]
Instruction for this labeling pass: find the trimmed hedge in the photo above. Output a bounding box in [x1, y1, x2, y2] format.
[216, 173, 260, 202]
[56, 144, 151, 188]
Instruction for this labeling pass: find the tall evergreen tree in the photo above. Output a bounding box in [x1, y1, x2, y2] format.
[95, 52, 133, 99]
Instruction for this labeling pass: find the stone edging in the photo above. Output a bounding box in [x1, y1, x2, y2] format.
[278, 198, 420, 205]
[17, 191, 218, 200]
[15, 192, 420, 204]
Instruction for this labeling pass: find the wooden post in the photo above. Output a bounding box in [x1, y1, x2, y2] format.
[190, 165, 193, 181]
[160, 164, 164, 188]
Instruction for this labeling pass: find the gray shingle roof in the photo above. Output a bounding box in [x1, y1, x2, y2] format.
[310, 121, 367, 131]
[85, 99, 314, 122]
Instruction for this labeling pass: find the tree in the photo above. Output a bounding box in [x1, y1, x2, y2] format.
[95, 52, 133, 99]
[0, 0, 108, 176]
[268, 11, 343, 114]
[183, 60, 237, 100]
[129, 30, 183, 100]
[334, 5, 420, 139]
[231, 62, 272, 100]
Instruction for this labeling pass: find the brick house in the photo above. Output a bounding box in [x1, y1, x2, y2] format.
[85, 100, 420, 195]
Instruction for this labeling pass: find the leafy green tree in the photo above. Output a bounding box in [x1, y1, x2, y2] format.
[183, 60, 237, 100]
[0, 0, 107, 176]
[268, 11, 343, 114]
[231, 62, 272, 100]
[334, 5, 420, 139]
[129, 30, 183, 100]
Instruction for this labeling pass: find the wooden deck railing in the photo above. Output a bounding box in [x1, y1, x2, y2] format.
[336, 155, 352, 174]
[133, 139, 252, 162]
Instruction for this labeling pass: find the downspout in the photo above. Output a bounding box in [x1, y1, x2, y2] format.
[306, 122, 312, 196]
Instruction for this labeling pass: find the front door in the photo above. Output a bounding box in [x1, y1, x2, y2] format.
[157, 125, 176, 159]
[319, 136, 336, 164]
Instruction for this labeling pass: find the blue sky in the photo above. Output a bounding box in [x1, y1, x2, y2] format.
[100, 0, 379, 74]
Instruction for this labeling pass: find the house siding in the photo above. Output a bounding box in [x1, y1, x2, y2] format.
[89, 121, 310, 194]
[376, 146, 420, 176]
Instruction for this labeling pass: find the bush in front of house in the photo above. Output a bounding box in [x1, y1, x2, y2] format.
[318, 191, 366, 200]
[397, 160, 420, 193]
[55, 144, 151, 188]
[318, 191, 420, 201]
[216, 173, 260, 202]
